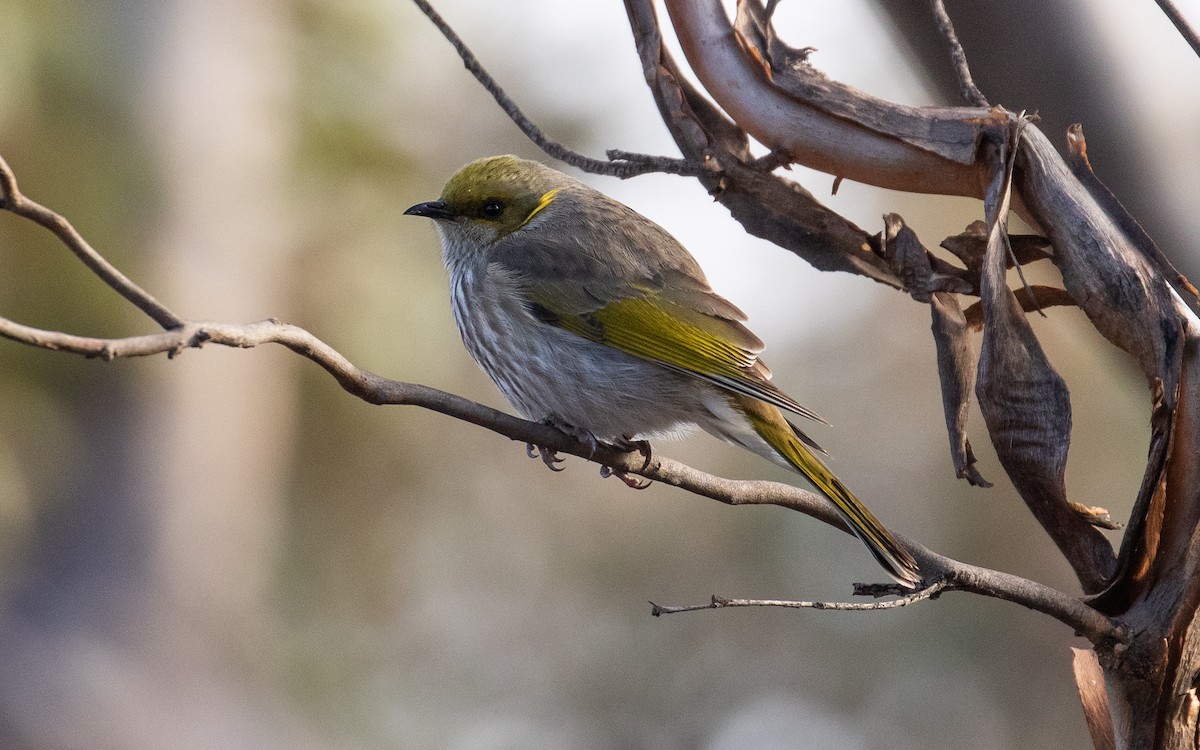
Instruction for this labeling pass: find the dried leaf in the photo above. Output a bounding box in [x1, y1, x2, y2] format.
[963, 285, 1077, 332]
[1068, 502, 1123, 531]
[1066, 124, 1199, 303]
[883, 214, 933, 302]
[880, 213, 990, 487]
[941, 221, 1052, 276]
[883, 214, 973, 298]
[1017, 126, 1189, 610]
[930, 292, 991, 487]
[975, 120, 1114, 593]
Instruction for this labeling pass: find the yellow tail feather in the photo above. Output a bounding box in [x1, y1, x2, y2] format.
[737, 396, 921, 587]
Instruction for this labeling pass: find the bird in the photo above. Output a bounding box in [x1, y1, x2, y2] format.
[405, 154, 920, 587]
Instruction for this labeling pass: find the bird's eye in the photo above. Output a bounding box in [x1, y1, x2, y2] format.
[481, 200, 505, 219]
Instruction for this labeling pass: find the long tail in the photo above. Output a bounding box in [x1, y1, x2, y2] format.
[734, 395, 921, 587]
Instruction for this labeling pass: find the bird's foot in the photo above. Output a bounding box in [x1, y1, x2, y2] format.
[594, 434, 653, 488]
[615, 436, 653, 471]
[526, 417, 598, 472]
[541, 417, 602, 459]
[536, 420, 653, 488]
[600, 464, 652, 490]
[526, 443, 566, 472]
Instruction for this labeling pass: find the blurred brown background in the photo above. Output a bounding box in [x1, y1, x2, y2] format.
[0, 1, 1195, 747]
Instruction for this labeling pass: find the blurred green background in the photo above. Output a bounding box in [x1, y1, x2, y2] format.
[0, 1, 1196, 748]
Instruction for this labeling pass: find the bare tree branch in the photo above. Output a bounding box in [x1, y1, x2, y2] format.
[632, 3, 1200, 740]
[408, 0, 696, 178]
[623, 0, 908, 288]
[661, 0, 998, 198]
[0, 310, 1124, 646]
[1155, 0, 1200, 60]
[1073, 647, 1118, 750]
[928, 0, 989, 106]
[0, 154, 183, 330]
[650, 580, 951, 615]
[648, 565, 1123, 649]
[647, 0, 1200, 598]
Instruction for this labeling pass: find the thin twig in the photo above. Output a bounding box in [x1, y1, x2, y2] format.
[997, 115, 1045, 315]
[409, 0, 694, 178]
[0, 154, 184, 330]
[650, 580, 950, 616]
[604, 149, 703, 176]
[1155, 0, 1200, 59]
[749, 149, 797, 172]
[928, 0, 989, 107]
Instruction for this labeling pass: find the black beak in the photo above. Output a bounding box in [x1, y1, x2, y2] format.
[404, 200, 454, 220]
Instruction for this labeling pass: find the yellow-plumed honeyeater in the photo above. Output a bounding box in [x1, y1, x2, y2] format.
[406, 154, 920, 587]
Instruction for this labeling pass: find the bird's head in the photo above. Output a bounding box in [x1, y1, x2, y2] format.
[405, 155, 564, 251]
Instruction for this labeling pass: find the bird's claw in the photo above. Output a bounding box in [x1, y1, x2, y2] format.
[623, 438, 653, 471]
[600, 464, 652, 490]
[541, 418, 601, 460]
[526, 443, 565, 472]
[533, 421, 652, 485]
